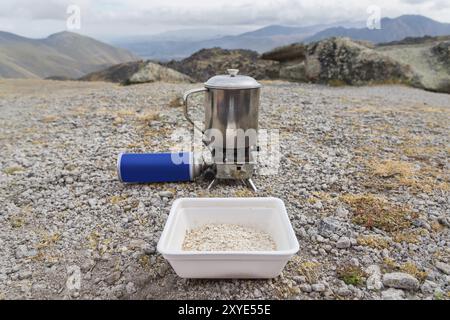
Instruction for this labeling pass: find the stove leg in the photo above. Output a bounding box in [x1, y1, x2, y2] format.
[207, 179, 218, 191]
[246, 178, 258, 193]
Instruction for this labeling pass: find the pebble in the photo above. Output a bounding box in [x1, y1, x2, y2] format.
[299, 284, 312, 293]
[435, 261, 450, 275]
[159, 191, 174, 198]
[381, 288, 405, 300]
[312, 283, 326, 292]
[336, 236, 351, 249]
[18, 270, 32, 280]
[15, 245, 37, 259]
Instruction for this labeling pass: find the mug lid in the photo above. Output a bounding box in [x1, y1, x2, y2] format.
[204, 69, 262, 89]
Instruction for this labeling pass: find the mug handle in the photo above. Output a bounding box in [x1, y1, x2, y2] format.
[183, 88, 207, 133]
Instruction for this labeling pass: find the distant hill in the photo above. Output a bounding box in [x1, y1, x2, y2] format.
[305, 15, 450, 43]
[0, 31, 139, 79]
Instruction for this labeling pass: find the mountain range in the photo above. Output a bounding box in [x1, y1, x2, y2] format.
[305, 15, 450, 43]
[112, 21, 365, 61]
[112, 15, 450, 61]
[0, 31, 138, 79]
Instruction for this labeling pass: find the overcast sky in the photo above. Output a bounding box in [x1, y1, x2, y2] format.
[0, 0, 449, 39]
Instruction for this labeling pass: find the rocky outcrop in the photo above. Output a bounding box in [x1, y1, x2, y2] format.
[80, 61, 146, 83]
[378, 38, 450, 93]
[165, 47, 279, 82]
[262, 37, 419, 87]
[431, 42, 450, 70]
[127, 61, 193, 84]
[80, 61, 193, 85]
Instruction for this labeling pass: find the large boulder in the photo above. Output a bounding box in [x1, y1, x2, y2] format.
[264, 37, 419, 86]
[79, 61, 193, 85]
[431, 41, 450, 70]
[80, 61, 146, 83]
[127, 61, 193, 84]
[165, 47, 279, 82]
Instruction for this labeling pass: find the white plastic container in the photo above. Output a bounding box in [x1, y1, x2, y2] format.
[157, 197, 299, 279]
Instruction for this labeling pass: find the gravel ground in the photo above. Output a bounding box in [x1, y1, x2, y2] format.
[0, 79, 449, 300]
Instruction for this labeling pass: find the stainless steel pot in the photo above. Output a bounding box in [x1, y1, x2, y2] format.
[183, 69, 262, 151]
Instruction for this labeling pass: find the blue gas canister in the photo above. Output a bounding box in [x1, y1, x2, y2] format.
[117, 152, 202, 183]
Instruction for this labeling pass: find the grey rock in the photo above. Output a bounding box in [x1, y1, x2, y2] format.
[383, 272, 420, 291]
[312, 283, 326, 292]
[336, 286, 352, 297]
[87, 198, 97, 207]
[381, 288, 405, 300]
[126, 282, 137, 294]
[129, 62, 193, 84]
[300, 284, 312, 293]
[421, 280, 437, 294]
[437, 216, 450, 228]
[435, 261, 450, 275]
[18, 270, 32, 280]
[366, 265, 383, 291]
[15, 245, 37, 259]
[335, 206, 349, 218]
[336, 236, 351, 249]
[159, 191, 174, 198]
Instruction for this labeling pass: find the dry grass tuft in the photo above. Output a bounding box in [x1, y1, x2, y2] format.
[41, 115, 59, 123]
[9, 215, 25, 228]
[357, 235, 390, 249]
[298, 261, 321, 284]
[233, 188, 254, 197]
[136, 111, 160, 123]
[168, 96, 183, 108]
[392, 230, 424, 244]
[3, 166, 24, 175]
[110, 195, 129, 205]
[369, 160, 414, 179]
[341, 194, 414, 232]
[37, 233, 61, 250]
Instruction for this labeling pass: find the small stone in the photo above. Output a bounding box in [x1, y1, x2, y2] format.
[313, 201, 323, 209]
[437, 216, 450, 228]
[383, 272, 419, 290]
[104, 271, 121, 285]
[335, 206, 349, 218]
[15, 245, 37, 259]
[336, 236, 351, 249]
[366, 265, 383, 291]
[142, 243, 156, 255]
[293, 276, 306, 284]
[421, 280, 437, 294]
[435, 261, 450, 275]
[159, 191, 174, 198]
[300, 283, 312, 293]
[18, 270, 32, 280]
[336, 286, 352, 297]
[87, 198, 97, 208]
[381, 288, 405, 300]
[126, 282, 136, 294]
[312, 283, 326, 292]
